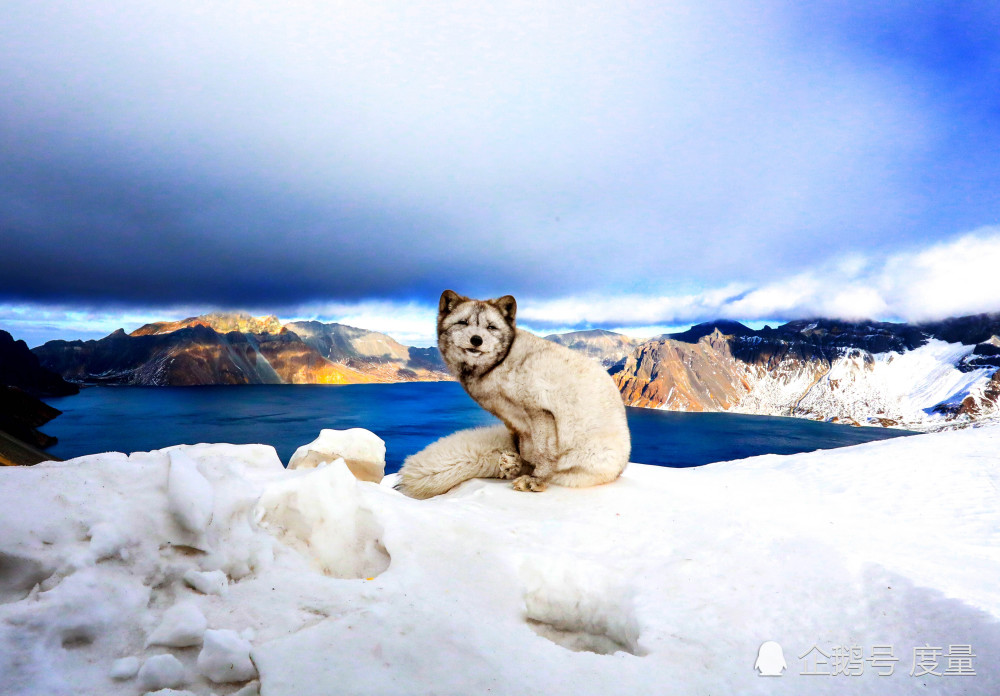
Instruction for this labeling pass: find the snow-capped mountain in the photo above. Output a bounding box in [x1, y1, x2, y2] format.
[612, 315, 1000, 429]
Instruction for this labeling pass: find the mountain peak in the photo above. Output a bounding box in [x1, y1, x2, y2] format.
[131, 312, 283, 337]
[665, 320, 754, 344]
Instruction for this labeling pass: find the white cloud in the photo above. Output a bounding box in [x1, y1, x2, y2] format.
[520, 227, 1000, 328]
[282, 301, 438, 347]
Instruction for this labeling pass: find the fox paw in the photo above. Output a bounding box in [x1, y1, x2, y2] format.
[512, 475, 548, 493]
[498, 451, 524, 479]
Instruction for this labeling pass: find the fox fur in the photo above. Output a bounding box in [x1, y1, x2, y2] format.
[396, 290, 630, 498]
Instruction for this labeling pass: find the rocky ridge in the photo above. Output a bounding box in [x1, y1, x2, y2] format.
[33, 314, 450, 386]
[543, 329, 643, 367]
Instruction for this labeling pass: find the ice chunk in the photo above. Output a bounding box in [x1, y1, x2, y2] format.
[182, 569, 228, 596]
[287, 428, 386, 483]
[145, 601, 207, 647]
[138, 653, 186, 691]
[197, 628, 257, 683]
[109, 656, 140, 680]
[167, 449, 214, 536]
[255, 461, 390, 579]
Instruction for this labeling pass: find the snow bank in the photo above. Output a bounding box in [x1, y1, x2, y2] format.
[1, 427, 998, 695]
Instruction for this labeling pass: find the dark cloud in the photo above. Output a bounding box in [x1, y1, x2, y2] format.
[2, 1, 1000, 314]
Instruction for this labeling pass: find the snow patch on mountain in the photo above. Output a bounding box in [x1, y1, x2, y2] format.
[732, 340, 996, 428]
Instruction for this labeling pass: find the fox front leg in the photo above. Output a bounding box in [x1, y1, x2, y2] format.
[497, 450, 528, 479]
[511, 411, 558, 493]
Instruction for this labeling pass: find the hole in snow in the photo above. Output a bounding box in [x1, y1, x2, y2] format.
[526, 618, 639, 656]
[521, 558, 644, 656]
[0, 551, 52, 603]
[61, 626, 96, 649]
[167, 544, 206, 557]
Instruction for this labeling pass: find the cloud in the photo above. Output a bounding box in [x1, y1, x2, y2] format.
[517, 227, 1000, 329]
[8, 227, 999, 349]
[3, 1, 998, 310]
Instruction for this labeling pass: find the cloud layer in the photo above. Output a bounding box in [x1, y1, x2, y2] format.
[7, 228, 999, 348]
[519, 228, 1000, 330]
[2, 1, 999, 311]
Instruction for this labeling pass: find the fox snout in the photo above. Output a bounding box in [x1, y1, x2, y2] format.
[470, 335, 483, 347]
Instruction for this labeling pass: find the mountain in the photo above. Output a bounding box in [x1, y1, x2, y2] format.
[0, 329, 79, 397]
[284, 321, 447, 380]
[544, 329, 643, 367]
[32, 314, 450, 386]
[26, 310, 1000, 428]
[0, 329, 78, 464]
[612, 314, 1000, 429]
[661, 319, 755, 343]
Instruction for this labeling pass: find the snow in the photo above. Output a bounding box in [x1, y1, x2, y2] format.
[197, 628, 257, 683]
[182, 569, 228, 596]
[1, 427, 998, 695]
[145, 602, 207, 648]
[255, 460, 391, 579]
[137, 653, 187, 691]
[109, 656, 140, 680]
[167, 449, 215, 538]
[287, 428, 386, 482]
[735, 339, 998, 428]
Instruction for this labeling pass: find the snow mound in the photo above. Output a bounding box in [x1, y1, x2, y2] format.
[255, 460, 391, 579]
[287, 427, 386, 483]
[1, 427, 998, 695]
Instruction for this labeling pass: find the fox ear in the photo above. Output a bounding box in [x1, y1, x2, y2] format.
[439, 289, 465, 315]
[491, 295, 517, 323]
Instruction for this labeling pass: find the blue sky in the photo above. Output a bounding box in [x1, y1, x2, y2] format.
[2, 1, 999, 347]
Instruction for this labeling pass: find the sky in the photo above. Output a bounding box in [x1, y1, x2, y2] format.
[2, 1, 1000, 347]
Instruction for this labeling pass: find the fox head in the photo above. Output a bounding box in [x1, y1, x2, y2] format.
[437, 290, 517, 378]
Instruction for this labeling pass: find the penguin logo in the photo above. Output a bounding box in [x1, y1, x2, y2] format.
[754, 641, 786, 676]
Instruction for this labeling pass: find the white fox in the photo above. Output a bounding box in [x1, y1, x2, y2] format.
[396, 291, 630, 498]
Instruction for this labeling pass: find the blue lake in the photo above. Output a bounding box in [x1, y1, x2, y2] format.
[42, 382, 914, 473]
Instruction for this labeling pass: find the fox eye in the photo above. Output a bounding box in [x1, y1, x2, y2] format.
[455, 320, 468, 326]
[487, 324, 498, 331]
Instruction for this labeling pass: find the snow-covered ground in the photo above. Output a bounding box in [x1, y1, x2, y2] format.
[2, 427, 998, 695]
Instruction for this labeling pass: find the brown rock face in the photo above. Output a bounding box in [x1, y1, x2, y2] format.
[957, 369, 1000, 416]
[614, 330, 753, 410]
[254, 331, 378, 385]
